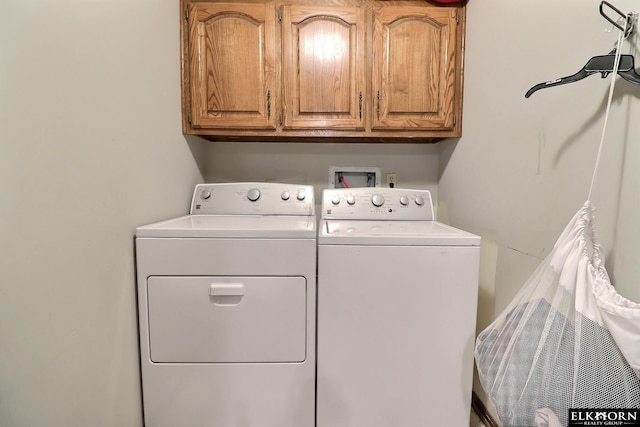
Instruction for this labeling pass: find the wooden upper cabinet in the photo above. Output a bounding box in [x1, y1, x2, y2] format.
[372, 6, 457, 130]
[188, 4, 277, 129]
[281, 6, 366, 130]
[181, 0, 466, 142]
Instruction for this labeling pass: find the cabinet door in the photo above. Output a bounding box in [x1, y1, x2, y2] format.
[373, 6, 457, 130]
[188, 4, 277, 129]
[282, 6, 366, 130]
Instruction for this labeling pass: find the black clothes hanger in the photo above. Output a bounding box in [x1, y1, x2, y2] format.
[525, 50, 640, 98]
[525, 1, 639, 98]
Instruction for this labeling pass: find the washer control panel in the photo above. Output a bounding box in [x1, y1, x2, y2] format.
[190, 183, 314, 215]
[322, 188, 433, 220]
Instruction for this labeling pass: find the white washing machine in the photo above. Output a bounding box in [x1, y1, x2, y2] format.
[135, 182, 316, 427]
[316, 187, 481, 427]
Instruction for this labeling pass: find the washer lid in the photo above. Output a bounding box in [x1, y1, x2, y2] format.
[137, 215, 317, 238]
[319, 220, 480, 246]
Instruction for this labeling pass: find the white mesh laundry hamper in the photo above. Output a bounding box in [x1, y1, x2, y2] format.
[474, 202, 640, 426]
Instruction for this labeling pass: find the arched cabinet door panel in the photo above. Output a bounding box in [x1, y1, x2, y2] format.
[372, 6, 457, 130]
[188, 4, 277, 129]
[282, 6, 366, 130]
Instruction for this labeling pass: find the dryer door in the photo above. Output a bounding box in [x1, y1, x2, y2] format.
[146, 276, 307, 363]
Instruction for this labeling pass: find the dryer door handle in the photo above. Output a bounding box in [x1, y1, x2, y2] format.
[209, 283, 245, 297]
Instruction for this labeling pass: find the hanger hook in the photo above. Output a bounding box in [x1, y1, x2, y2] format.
[600, 1, 635, 37]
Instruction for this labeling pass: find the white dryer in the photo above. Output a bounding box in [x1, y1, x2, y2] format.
[316, 187, 481, 427]
[136, 182, 316, 427]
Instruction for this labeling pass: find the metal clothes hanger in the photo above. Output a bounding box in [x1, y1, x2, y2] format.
[525, 1, 639, 98]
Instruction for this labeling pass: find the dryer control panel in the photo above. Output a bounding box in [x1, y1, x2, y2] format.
[322, 188, 434, 220]
[190, 183, 315, 216]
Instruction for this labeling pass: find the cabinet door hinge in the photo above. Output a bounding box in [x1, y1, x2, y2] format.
[453, 114, 456, 127]
[277, 9, 282, 23]
[279, 113, 283, 126]
[188, 112, 192, 125]
[185, 6, 189, 22]
[456, 11, 459, 25]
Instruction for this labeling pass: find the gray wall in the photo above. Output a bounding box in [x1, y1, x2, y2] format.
[203, 142, 440, 205]
[1, 1, 203, 426]
[440, 0, 640, 320]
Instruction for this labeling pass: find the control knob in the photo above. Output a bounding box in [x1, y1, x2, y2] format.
[415, 196, 425, 206]
[347, 194, 356, 205]
[297, 190, 306, 201]
[399, 196, 409, 206]
[331, 194, 341, 205]
[200, 190, 211, 200]
[247, 188, 261, 202]
[281, 191, 291, 201]
[371, 194, 385, 207]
